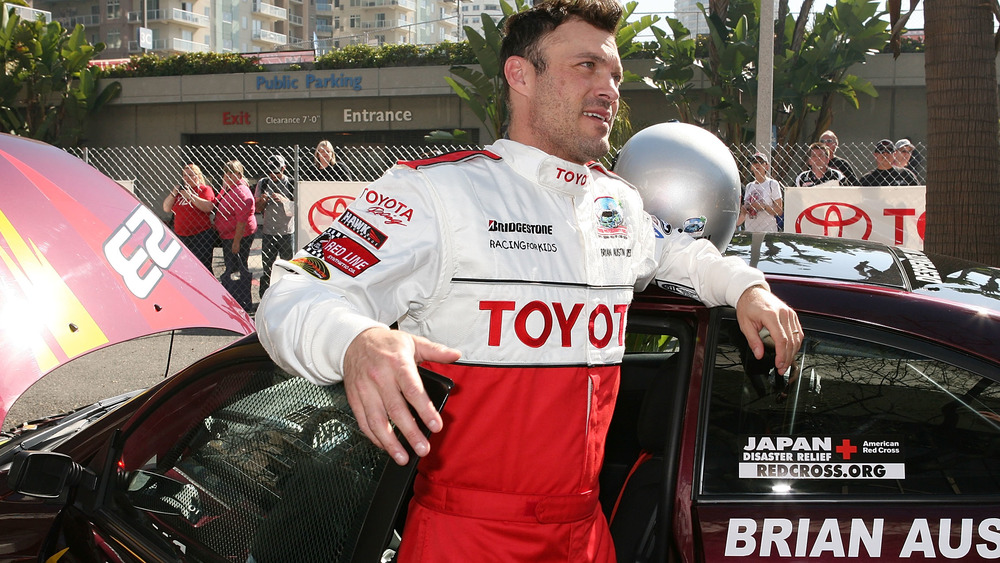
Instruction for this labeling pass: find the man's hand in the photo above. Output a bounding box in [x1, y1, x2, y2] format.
[343, 327, 462, 466]
[736, 285, 803, 372]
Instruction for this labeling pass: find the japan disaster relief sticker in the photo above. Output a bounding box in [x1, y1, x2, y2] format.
[739, 435, 905, 480]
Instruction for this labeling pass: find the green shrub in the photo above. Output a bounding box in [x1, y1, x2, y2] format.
[314, 40, 475, 70]
[102, 52, 264, 78]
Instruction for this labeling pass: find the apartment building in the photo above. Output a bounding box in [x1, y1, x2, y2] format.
[455, 0, 499, 40]
[313, 0, 457, 52]
[26, 0, 458, 58]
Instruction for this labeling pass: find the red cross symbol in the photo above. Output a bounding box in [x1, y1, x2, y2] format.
[835, 439, 857, 460]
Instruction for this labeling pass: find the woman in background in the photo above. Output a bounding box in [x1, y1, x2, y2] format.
[163, 164, 215, 270]
[215, 160, 257, 312]
[314, 139, 347, 180]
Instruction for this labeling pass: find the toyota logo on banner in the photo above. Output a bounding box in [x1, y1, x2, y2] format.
[795, 202, 874, 240]
[309, 195, 355, 236]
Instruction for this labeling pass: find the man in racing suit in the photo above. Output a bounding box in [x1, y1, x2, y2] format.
[256, 1, 802, 560]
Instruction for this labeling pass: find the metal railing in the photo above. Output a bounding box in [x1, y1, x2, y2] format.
[173, 37, 209, 52]
[252, 28, 288, 45]
[252, 0, 288, 19]
[57, 14, 101, 27]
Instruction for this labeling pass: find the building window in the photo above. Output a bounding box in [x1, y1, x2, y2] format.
[105, 0, 120, 20]
[333, 16, 339, 28]
[106, 30, 121, 48]
[349, 14, 359, 28]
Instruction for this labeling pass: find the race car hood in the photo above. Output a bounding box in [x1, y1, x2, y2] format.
[0, 134, 255, 425]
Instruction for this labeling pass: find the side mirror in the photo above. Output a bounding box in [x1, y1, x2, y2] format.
[8, 451, 97, 499]
[125, 470, 202, 522]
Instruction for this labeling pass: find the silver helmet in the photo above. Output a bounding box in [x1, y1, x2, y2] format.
[613, 122, 740, 251]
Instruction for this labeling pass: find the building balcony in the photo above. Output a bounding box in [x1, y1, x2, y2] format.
[252, 1, 287, 20]
[252, 28, 287, 45]
[127, 37, 207, 53]
[10, 5, 51, 22]
[360, 19, 389, 29]
[289, 13, 303, 25]
[170, 8, 209, 26]
[315, 3, 333, 14]
[360, 0, 414, 10]
[57, 13, 100, 27]
[127, 38, 168, 52]
[172, 37, 208, 52]
[315, 23, 333, 34]
[127, 8, 208, 27]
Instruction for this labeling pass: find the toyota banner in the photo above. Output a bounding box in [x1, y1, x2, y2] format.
[785, 183, 926, 250]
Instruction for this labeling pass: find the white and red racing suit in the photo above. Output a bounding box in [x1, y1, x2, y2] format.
[256, 139, 766, 562]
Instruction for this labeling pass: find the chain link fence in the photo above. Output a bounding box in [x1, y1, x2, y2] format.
[68, 140, 925, 310]
[730, 140, 927, 188]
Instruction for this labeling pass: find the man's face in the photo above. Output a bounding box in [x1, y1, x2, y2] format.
[807, 148, 829, 168]
[874, 151, 893, 168]
[895, 146, 912, 167]
[820, 135, 837, 154]
[520, 18, 622, 164]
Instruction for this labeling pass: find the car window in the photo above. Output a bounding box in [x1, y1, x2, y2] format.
[107, 362, 391, 562]
[700, 317, 1000, 498]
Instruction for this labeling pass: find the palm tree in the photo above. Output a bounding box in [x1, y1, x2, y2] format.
[920, 0, 1000, 264]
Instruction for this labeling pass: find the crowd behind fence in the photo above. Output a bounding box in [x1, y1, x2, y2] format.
[68, 139, 927, 309]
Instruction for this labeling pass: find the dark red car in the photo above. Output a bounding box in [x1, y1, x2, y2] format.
[3, 132, 1000, 562]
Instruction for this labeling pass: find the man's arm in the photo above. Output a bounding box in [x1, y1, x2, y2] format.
[639, 213, 803, 371]
[257, 168, 457, 465]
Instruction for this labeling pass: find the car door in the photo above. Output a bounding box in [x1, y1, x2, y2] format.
[41, 338, 451, 563]
[693, 312, 1000, 561]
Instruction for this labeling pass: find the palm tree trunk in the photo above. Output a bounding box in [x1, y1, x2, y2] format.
[924, 0, 1000, 264]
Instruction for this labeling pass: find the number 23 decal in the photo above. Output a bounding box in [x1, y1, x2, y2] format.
[103, 206, 182, 299]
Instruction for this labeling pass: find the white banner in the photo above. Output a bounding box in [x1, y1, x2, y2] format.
[784, 184, 926, 250]
[296, 181, 367, 247]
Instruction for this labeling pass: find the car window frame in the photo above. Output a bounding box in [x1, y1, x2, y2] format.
[58, 338, 451, 563]
[694, 308, 1000, 505]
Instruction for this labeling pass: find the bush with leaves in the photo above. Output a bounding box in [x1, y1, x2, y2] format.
[1, 12, 121, 147]
[102, 52, 264, 78]
[314, 41, 475, 69]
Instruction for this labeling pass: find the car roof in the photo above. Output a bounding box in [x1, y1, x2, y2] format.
[727, 232, 1000, 314]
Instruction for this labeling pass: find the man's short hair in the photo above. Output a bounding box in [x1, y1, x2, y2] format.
[808, 142, 831, 159]
[500, 0, 622, 112]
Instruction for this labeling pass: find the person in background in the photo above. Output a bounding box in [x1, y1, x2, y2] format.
[314, 139, 347, 180]
[255, 1, 803, 560]
[894, 138, 922, 182]
[215, 159, 257, 312]
[819, 130, 858, 186]
[859, 139, 918, 186]
[795, 142, 845, 187]
[162, 164, 215, 270]
[737, 152, 783, 232]
[254, 154, 296, 297]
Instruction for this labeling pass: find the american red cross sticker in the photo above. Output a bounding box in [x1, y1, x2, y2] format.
[836, 439, 857, 460]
